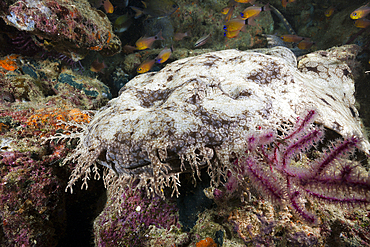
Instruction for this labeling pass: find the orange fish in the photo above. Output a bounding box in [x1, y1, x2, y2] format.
[90, 58, 106, 73]
[223, 5, 236, 22]
[155, 46, 173, 64]
[239, 4, 270, 20]
[221, 0, 238, 22]
[282, 0, 287, 8]
[224, 29, 241, 38]
[297, 39, 315, 50]
[135, 30, 164, 50]
[224, 18, 248, 38]
[324, 6, 335, 17]
[224, 18, 245, 33]
[354, 18, 370, 28]
[280, 34, 304, 42]
[221, 6, 231, 15]
[103, 0, 114, 13]
[234, 0, 255, 3]
[350, 4, 370, 19]
[282, 0, 295, 8]
[137, 59, 155, 73]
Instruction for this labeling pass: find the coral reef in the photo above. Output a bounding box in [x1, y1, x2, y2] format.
[1, 29, 44, 57]
[63, 45, 368, 199]
[225, 199, 326, 246]
[1, 0, 370, 245]
[0, 106, 96, 246]
[169, 0, 273, 51]
[0, 110, 100, 246]
[0, 53, 110, 246]
[0, 54, 111, 109]
[0, 0, 121, 59]
[145, 225, 189, 247]
[224, 109, 370, 224]
[93, 183, 180, 246]
[0, 54, 18, 71]
[56, 44, 370, 246]
[0, 151, 64, 247]
[26, 107, 91, 135]
[195, 237, 217, 247]
[55, 70, 112, 107]
[194, 187, 369, 246]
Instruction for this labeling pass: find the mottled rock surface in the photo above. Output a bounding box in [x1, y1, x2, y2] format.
[1, 0, 121, 59]
[66, 45, 368, 197]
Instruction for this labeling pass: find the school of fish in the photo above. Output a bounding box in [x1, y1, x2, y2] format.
[90, 0, 370, 74]
[350, 3, 370, 29]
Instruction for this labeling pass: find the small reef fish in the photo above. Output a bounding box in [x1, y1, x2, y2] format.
[155, 46, 173, 63]
[282, 0, 295, 8]
[239, 4, 270, 20]
[135, 30, 164, 50]
[234, 0, 255, 4]
[354, 18, 370, 28]
[226, 6, 236, 22]
[222, 5, 236, 22]
[221, 0, 238, 22]
[224, 18, 245, 33]
[324, 6, 335, 18]
[131, 0, 179, 19]
[221, 6, 231, 15]
[122, 45, 137, 54]
[224, 29, 241, 38]
[280, 34, 304, 42]
[297, 39, 315, 50]
[350, 4, 370, 19]
[114, 14, 133, 33]
[137, 59, 155, 73]
[174, 31, 190, 41]
[90, 58, 106, 73]
[194, 33, 211, 47]
[220, 0, 238, 22]
[282, 0, 287, 8]
[103, 0, 114, 13]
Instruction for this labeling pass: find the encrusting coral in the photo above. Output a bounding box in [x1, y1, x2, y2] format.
[0, 52, 114, 245]
[0, 150, 64, 246]
[61, 45, 369, 201]
[0, 54, 18, 72]
[93, 184, 180, 246]
[1, 0, 121, 59]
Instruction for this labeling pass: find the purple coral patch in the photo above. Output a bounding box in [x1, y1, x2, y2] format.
[94, 187, 180, 246]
